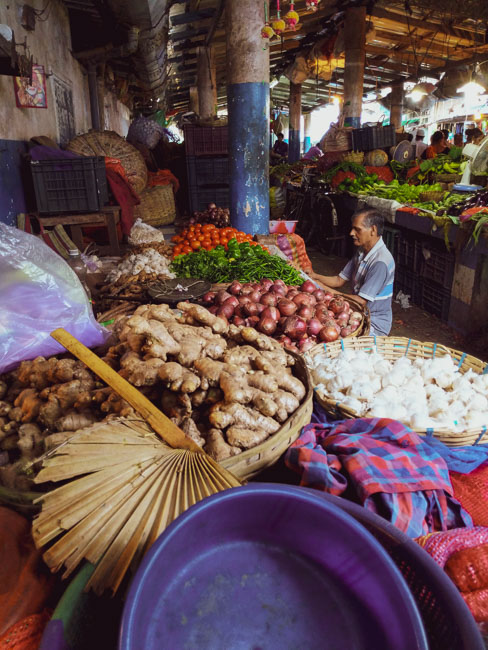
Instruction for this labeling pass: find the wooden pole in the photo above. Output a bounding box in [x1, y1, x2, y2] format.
[390, 83, 404, 129]
[343, 6, 367, 128]
[197, 45, 217, 119]
[289, 82, 302, 162]
[189, 85, 199, 115]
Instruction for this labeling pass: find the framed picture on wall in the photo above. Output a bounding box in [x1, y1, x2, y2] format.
[13, 64, 48, 109]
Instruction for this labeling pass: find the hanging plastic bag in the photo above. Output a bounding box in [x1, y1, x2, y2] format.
[0, 224, 109, 373]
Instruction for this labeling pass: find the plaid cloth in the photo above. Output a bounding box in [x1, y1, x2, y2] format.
[285, 417, 472, 537]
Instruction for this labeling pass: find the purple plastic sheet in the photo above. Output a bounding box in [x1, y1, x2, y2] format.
[0, 224, 108, 373]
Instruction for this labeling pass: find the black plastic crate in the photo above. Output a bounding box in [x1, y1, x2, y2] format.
[189, 187, 230, 213]
[187, 156, 229, 186]
[394, 266, 422, 304]
[396, 235, 420, 271]
[383, 225, 400, 259]
[416, 241, 455, 290]
[419, 278, 451, 321]
[31, 157, 108, 214]
[351, 125, 396, 151]
[184, 125, 228, 156]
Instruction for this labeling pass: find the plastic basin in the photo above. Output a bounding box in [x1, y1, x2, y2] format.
[120, 484, 427, 650]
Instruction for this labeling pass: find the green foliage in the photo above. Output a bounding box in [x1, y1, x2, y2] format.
[170, 239, 304, 284]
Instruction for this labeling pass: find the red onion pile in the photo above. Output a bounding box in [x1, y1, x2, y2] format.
[188, 204, 230, 228]
[201, 279, 363, 353]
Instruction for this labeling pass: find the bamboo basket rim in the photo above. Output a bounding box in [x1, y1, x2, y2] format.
[305, 336, 488, 447]
[419, 191, 445, 202]
[220, 351, 313, 479]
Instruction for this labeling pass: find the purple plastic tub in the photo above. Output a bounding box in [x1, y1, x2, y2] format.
[120, 484, 427, 650]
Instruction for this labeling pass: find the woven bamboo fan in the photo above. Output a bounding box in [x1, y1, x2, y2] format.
[133, 185, 176, 227]
[33, 329, 241, 595]
[67, 130, 148, 194]
[305, 336, 488, 447]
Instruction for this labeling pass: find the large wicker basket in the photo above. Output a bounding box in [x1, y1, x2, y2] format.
[305, 336, 488, 447]
[134, 185, 176, 227]
[67, 130, 148, 194]
[220, 351, 313, 479]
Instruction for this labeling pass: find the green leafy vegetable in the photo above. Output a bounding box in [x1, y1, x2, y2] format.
[170, 240, 303, 284]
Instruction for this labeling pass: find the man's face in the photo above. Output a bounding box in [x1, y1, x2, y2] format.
[350, 214, 377, 248]
[278, 135, 284, 141]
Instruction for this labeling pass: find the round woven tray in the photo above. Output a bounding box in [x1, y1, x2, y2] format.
[220, 351, 313, 480]
[305, 336, 488, 447]
[434, 173, 462, 183]
[67, 130, 148, 194]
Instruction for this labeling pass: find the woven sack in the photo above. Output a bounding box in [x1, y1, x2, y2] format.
[445, 544, 488, 593]
[463, 589, 488, 622]
[450, 464, 488, 526]
[133, 185, 176, 227]
[320, 114, 353, 153]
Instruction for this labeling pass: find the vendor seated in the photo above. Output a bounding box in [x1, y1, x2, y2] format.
[310, 209, 395, 336]
[421, 131, 447, 159]
[271, 133, 289, 162]
[303, 142, 323, 160]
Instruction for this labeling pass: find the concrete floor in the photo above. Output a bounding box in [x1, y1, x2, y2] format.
[308, 248, 486, 362]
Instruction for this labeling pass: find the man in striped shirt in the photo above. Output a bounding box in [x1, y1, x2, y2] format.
[311, 209, 395, 335]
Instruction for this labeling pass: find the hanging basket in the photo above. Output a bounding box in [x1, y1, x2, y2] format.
[320, 114, 353, 153]
[133, 185, 176, 227]
[67, 130, 148, 195]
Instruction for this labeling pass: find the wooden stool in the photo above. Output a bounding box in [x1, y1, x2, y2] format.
[35, 206, 121, 256]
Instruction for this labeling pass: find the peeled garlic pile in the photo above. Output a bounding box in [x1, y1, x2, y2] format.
[310, 349, 488, 433]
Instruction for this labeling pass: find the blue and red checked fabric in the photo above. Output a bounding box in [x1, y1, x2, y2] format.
[285, 417, 472, 538]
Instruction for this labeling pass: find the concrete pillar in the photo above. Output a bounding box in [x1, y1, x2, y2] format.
[226, 0, 270, 234]
[189, 86, 199, 115]
[87, 64, 101, 130]
[304, 113, 312, 152]
[343, 6, 366, 128]
[390, 83, 404, 129]
[288, 83, 302, 162]
[197, 45, 217, 119]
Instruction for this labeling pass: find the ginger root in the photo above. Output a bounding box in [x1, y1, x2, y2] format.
[119, 351, 165, 386]
[209, 402, 280, 434]
[226, 426, 270, 450]
[158, 363, 201, 393]
[177, 303, 228, 334]
[204, 429, 241, 461]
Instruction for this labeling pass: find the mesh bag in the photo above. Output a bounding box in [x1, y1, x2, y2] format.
[415, 527, 488, 567]
[0, 610, 51, 650]
[463, 589, 488, 623]
[445, 544, 488, 592]
[450, 464, 488, 527]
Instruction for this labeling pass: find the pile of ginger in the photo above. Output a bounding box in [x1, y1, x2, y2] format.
[0, 302, 307, 489]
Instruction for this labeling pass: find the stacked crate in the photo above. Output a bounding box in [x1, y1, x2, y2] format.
[184, 125, 229, 212]
[388, 224, 455, 322]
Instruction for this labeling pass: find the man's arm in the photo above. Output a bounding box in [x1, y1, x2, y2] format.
[309, 272, 346, 290]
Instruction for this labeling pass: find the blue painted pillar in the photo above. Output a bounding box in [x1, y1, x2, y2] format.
[303, 112, 312, 153]
[226, 0, 270, 235]
[288, 82, 302, 162]
[343, 6, 366, 129]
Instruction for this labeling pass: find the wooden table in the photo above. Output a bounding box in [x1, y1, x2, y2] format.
[35, 206, 121, 255]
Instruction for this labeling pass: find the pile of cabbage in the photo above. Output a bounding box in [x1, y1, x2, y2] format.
[309, 349, 488, 432]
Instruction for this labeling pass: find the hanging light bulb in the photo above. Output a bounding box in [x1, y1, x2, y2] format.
[405, 83, 428, 102]
[457, 80, 486, 95]
[284, 2, 299, 30]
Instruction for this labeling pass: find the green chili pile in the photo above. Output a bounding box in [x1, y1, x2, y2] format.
[170, 239, 303, 284]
